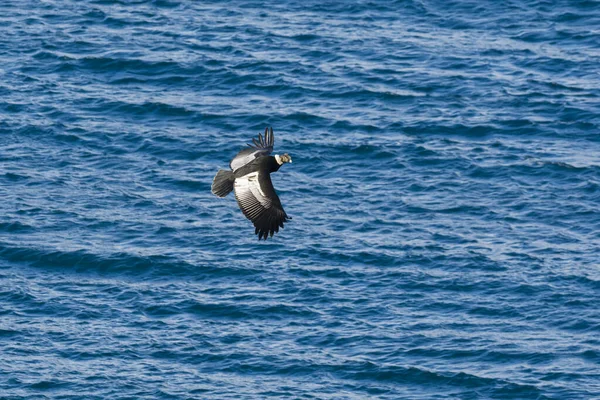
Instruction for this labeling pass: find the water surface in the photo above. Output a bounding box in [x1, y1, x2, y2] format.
[1, 1, 599, 398]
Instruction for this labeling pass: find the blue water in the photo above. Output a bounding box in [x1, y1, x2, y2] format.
[1, 1, 599, 398]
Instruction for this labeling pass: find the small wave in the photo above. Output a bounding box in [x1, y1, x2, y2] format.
[72, 55, 206, 78]
[1, 172, 28, 182]
[0, 221, 34, 233]
[85, 99, 195, 118]
[0, 244, 256, 279]
[28, 380, 71, 390]
[0, 329, 19, 337]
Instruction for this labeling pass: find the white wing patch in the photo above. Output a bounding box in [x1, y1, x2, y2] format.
[230, 149, 268, 171]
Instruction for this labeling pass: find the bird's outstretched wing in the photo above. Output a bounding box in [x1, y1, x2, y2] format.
[234, 170, 290, 240]
[230, 127, 274, 171]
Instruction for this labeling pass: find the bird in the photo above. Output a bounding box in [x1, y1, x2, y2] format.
[211, 127, 292, 240]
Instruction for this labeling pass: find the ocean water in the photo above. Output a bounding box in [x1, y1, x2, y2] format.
[1, 0, 599, 398]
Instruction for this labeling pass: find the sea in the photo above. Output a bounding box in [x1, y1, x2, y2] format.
[1, 1, 599, 399]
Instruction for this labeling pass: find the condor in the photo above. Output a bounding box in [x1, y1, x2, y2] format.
[211, 127, 292, 240]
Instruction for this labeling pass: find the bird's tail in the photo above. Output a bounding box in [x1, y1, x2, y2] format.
[211, 170, 234, 197]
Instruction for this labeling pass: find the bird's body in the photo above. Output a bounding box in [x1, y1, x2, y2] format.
[233, 155, 282, 179]
[211, 127, 292, 240]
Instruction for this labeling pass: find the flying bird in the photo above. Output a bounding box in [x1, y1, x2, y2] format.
[211, 127, 292, 240]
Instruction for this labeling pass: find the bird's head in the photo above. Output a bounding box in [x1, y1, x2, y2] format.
[275, 153, 293, 165]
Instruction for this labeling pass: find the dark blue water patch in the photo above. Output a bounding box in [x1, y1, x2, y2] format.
[81, 99, 197, 119]
[0, 244, 258, 281]
[0, 329, 20, 338]
[0, 222, 35, 233]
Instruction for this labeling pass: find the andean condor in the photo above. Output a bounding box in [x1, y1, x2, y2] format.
[211, 127, 292, 240]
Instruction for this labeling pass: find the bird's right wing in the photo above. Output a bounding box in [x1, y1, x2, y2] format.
[230, 127, 274, 171]
[233, 170, 290, 240]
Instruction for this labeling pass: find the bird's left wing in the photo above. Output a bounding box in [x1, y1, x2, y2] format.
[230, 127, 274, 171]
[233, 170, 290, 240]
